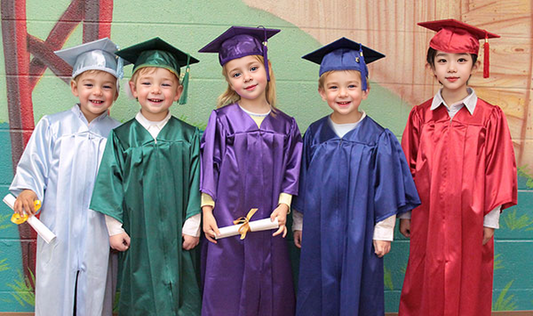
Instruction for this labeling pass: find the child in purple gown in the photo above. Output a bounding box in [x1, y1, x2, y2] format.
[198, 26, 302, 316]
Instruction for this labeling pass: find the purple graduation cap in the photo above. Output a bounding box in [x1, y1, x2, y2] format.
[302, 37, 385, 90]
[199, 26, 280, 81]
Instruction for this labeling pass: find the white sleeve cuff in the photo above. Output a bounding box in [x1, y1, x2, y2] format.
[182, 213, 201, 237]
[398, 210, 411, 220]
[292, 209, 303, 231]
[105, 215, 125, 236]
[484, 205, 501, 229]
[373, 215, 396, 241]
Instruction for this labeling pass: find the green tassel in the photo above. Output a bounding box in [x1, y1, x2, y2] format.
[178, 54, 191, 105]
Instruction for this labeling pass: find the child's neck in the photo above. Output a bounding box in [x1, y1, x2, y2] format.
[238, 98, 271, 114]
[330, 110, 362, 125]
[140, 109, 169, 122]
[441, 86, 470, 106]
[79, 105, 103, 124]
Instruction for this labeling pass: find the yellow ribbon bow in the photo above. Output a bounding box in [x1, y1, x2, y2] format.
[11, 200, 41, 225]
[233, 208, 258, 240]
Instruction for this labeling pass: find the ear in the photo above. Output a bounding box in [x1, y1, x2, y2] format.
[362, 87, 369, 100]
[174, 84, 184, 102]
[318, 87, 327, 101]
[129, 81, 138, 99]
[70, 80, 79, 97]
[114, 88, 119, 101]
[471, 59, 480, 73]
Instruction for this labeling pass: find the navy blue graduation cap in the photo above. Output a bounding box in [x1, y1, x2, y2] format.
[302, 37, 385, 90]
[199, 26, 280, 81]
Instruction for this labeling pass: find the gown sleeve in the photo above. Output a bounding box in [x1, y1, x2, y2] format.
[401, 107, 422, 178]
[10, 117, 53, 200]
[89, 130, 126, 222]
[280, 118, 303, 196]
[484, 107, 517, 212]
[185, 128, 202, 220]
[373, 130, 421, 223]
[200, 111, 226, 201]
[291, 126, 312, 214]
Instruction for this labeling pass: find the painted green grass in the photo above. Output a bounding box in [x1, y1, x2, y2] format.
[493, 254, 504, 271]
[492, 280, 517, 311]
[6, 269, 35, 307]
[502, 210, 533, 231]
[517, 166, 533, 189]
[384, 265, 394, 291]
[0, 213, 12, 230]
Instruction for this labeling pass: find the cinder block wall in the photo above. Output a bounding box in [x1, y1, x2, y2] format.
[0, 0, 531, 312]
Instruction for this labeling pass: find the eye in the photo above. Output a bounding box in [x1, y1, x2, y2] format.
[458, 58, 468, 63]
[437, 58, 447, 63]
[162, 83, 172, 87]
[328, 85, 338, 90]
[348, 84, 357, 89]
[250, 66, 258, 72]
[103, 85, 113, 89]
[231, 72, 241, 78]
[84, 83, 93, 88]
[141, 81, 151, 86]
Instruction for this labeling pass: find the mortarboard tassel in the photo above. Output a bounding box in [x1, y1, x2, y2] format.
[260, 26, 271, 82]
[358, 47, 368, 91]
[483, 32, 490, 78]
[178, 54, 191, 105]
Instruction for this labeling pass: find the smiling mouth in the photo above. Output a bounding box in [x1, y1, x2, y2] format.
[90, 100, 104, 104]
[337, 101, 351, 106]
[148, 98, 163, 103]
[245, 84, 257, 91]
[446, 77, 459, 81]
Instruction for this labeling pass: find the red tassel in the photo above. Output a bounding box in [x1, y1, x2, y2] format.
[483, 34, 490, 78]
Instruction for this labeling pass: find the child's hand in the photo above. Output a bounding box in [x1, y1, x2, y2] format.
[109, 232, 130, 252]
[14, 190, 38, 216]
[373, 240, 391, 258]
[203, 206, 220, 244]
[482, 227, 495, 245]
[293, 230, 302, 248]
[271, 204, 289, 238]
[399, 219, 411, 238]
[182, 234, 200, 250]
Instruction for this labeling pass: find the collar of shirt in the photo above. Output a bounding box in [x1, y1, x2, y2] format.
[135, 111, 171, 140]
[239, 105, 271, 117]
[73, 104, 109, 127]
[329, 111, 366, 138]
[430, 88, 478, 116]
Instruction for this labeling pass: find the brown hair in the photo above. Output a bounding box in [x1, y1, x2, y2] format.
[217, 55, 277, 109]
[318, 70, 364, 90]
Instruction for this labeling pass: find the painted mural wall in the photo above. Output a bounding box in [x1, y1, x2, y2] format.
[0, 0, 531, 312]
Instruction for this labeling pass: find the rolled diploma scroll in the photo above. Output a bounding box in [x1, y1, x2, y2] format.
[216, 218, 279, 239]
[3, 194, 57, 244]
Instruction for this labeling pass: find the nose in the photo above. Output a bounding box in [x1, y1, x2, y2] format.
[93, 86, 103, 96]
[339, 87, 348, 97]
[447, 61, 457, 73]
[244, 72, 253, 82]
[151, 85, 161, 94]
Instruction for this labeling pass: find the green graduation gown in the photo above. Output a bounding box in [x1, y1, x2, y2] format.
[90, 116, 202, 316]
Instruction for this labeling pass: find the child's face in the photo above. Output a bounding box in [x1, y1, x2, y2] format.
[225, 55, 267, 103]
[319, 70, 368, 123]
[71, 70, 118, 123]
[432, 51, 477, 93]
[129, 67, 182, 121]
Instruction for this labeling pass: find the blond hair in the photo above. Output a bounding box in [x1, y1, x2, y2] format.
[72, 69, 117, 84]
[217, 55, 277, 109]
[130, 67, 180, 86]
[318, 70, 364, 90]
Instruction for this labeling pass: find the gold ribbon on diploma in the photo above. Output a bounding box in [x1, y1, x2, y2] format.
[11, 200, 41, 225]
[233, 208, 258, 240]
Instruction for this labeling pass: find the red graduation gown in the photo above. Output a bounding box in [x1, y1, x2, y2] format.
[399, 98, 517, 316]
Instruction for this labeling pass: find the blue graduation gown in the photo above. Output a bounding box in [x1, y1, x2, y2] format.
[10, 105, 120, 316]
[294, 115, 420, 316]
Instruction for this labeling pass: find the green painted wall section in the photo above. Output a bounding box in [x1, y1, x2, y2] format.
[0, 0, 531, 312]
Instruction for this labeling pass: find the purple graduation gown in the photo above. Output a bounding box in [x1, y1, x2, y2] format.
[200, 103, 302, 316]
[294, 116, 420, 316]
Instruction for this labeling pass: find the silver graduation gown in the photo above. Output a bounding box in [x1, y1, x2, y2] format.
[10, 105, 120, 316]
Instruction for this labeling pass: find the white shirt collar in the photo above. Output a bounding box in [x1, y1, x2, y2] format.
[135, 111, 171, 139]
[329, 111, 366, 138]
[239, 105, 271, 117]
[430, 88, 478, 115]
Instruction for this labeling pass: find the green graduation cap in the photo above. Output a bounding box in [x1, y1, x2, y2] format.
[117, 37, 199, 104]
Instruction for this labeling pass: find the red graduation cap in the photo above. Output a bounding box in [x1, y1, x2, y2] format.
[418, 19, 500, 78]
